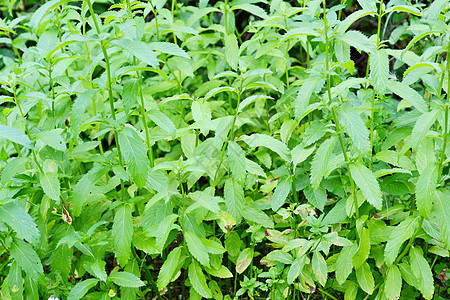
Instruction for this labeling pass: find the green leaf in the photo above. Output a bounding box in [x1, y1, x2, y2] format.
[410, 246, 434, 299]
[67, 278, 99, 300]
[156, 214, 178, 249]
[9, 238, 43, 281]
[0, 125, 33, 149]
[434, 189, 450, 248]
[341, 30, 376, 54]
[70, 165, 110, 216]
[0, 157, 29, 185]
[150, 42, 190, 59]
[337, 104, 370, 155]
[241, 134, 291, 162]
[0, 203, 39, 245]
[415, 164, 438, 218]
[294, 75, 322, 120]
[112, 205, 133, 266]
[185, 231, 209, 267]
[410, 110, 439, 150]
[228, 141, 246, 183]
[310, 137, 336, 190]
[344, 283, 359, 300]
[224, 178, 244, 223]
[353, 227, 370, 269]
[121, 79, 139, 113]
[356, 262, 375, 295]
[109, 271, 145, 287]
[349, 162, 382, 210]
[312, 251, 327, 286]
[384, 216, 420, 265]
[287, 255, 307, 284]
[118, 127, 150, 188]
[370, 49, 389, 93]
[238, 94, 272, 113]
[236, 248, 253, 274]
[148, 109, 176, 138]
[112, 39, 158, 68]
[304, 183, 327, 211]
[205, 265, 233, 278]
[231, 3, 268, 19]
[224, 34, 239, 70]
[423, 0, 448, 19]
[335, 243, 358, 284]
[242, 206, 274, 228]
[385, 265, 402, 300]
[387, 81, 428, 113]
[40, 160, 60, 202]
[188, 261, 212, 298]
[36, 130, 66, 152]
[271, 176, 292, 211]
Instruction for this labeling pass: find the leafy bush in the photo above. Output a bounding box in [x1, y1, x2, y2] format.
[0, 0, 449, 299]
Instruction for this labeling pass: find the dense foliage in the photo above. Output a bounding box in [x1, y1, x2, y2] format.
[0, 0, 449, 299]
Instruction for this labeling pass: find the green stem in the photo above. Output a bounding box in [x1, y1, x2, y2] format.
[323, 0, 359, 219]
[131, 246, 162, 300]
[438, 41, 450, 181]
[395, 217, 424, 264]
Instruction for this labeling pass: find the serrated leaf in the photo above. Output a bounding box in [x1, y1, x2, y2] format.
[415, 164, 438, 218]
[304, 183, 327, 211]
[337, 104, 370, 155]
[287, 255, 307, 284]
[1, 157, 29, 185]
[185, 231, 209, 266]
[312, 251, 327, 286]
[205, 265, 233, 278]
[410, 246, 434, 299]
[356, 262, 375, 295]
[224, 178, 244, 223]
[67, 278, 99, 300]
[0, 125, 33, 149]
[112, 39, 158, 68]
[112, 205, 133, 266]
[36, 130, 66, 151]
[0, 203, 39, 245]
[384, 216, 420, 265]
[387, 81, 428, 113]
[150, 42, 190, 59]
[189, 261, 212, 298]
[40, 160, 60, 201]
[310, 136, 336, 189]
[241, 133, 291, 162]
[434, 189, 450, 247]
[350, 162, 382, 210]
[385, 265, 402, 300]
[410, 110, 439, 150]
[335, 243, 358, 284]
[370, 49, 389, 93]
[232, 3, 268, 19]
[118, 127, 150, 188]
[9, 238, 43, 281]
[224, 34, 239, 70]
[156, 214, 178, 249]
[295, 75, 322, 120]
[148, 109, 176, 138]
[353, 227, 370, 268]
[228, 141, 246, 182]
[242, 206, 274, 228]
[236, 248, 253, 274]
[70, 165, 110, 216]
[341, 30, 376, 54]
[271, 176, 292, 211]
[122, 79, 139, 113]
[109, 271, 145, 287]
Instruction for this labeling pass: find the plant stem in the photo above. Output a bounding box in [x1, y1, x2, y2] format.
[395, 217, 423, 264]
[438, 40, 450, 181]
[131, 246, 162, 300]
[323, 0, 359, 219]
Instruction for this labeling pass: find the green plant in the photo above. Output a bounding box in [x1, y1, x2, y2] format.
[0, 0, 449, 299]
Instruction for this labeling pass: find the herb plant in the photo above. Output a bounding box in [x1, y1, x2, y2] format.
[0, 0, 449, 299]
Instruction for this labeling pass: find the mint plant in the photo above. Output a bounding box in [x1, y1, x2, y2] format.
[0, 0, 449, 299]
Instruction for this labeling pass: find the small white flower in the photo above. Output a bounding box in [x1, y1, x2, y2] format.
[48, 297, 60, 300]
